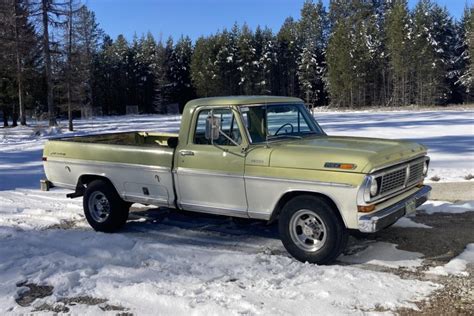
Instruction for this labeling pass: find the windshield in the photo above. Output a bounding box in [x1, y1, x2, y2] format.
[240, 103, 325, 143]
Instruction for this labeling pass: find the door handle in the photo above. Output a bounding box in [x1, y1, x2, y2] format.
[180, 150, 195, 156]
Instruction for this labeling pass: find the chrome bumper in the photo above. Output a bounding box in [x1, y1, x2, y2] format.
[358, 185, 431, 233]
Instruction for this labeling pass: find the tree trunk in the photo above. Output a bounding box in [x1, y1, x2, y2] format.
[13, 0, 26, 126]
[12, 104, 18, 127]
[67, 0, 73, 131]
[3, 109, 9, 127]
[42, 0, 56, 127]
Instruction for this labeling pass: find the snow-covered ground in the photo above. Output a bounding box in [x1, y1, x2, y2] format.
[1, 110, 473, 314]
[427, 244, 474, 277]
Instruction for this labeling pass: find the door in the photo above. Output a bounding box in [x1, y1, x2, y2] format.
[175, 107, 248, 217]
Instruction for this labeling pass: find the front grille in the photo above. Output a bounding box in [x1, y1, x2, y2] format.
[408, 161, 424, 184]
[380, 168, 406, 194]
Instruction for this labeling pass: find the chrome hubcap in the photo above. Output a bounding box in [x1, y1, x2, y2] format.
[289, 209, 327, 252]
[88, 191, 110, 223]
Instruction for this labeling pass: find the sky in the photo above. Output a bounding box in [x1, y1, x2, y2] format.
[86, 0, 473, 42]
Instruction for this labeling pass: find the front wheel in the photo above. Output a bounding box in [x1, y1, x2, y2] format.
[279, 195, 348, 264]
[83, 180, 130, 232]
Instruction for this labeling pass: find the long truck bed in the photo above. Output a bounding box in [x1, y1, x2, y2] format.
[43, 131, 179, 206]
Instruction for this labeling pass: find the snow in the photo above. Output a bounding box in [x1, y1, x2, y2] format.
[427, 244, 474, 276]
[419, 200, 474, 214]
[0, 224, 439, 315]
[1, 110, 472, 313]
[0, 188, 84, 230]
[339, 242, 424, 269]
[393, 216, 432, 229]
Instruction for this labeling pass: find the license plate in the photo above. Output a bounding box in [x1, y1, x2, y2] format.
[406, 199, 416, 214]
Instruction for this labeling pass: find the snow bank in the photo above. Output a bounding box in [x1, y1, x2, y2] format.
[393, 217, 432, 229]
[0, 189, 84, 230]
[419, 200, 474, 215]
[340, 242, 424, 269]
[427, 244, 474, 276]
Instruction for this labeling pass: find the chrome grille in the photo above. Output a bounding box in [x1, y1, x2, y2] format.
[380, 168, 406, 194]
[408, 161, 424, 184]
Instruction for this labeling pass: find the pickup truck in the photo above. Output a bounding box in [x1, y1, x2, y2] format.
[42, 96, 431, 264]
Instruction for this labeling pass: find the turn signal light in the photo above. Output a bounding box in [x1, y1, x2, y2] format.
[416, 181, 424, 188]
[358, 205, 375, 213]
[339, 164, 356, 170]
[324, 162, 357, 170]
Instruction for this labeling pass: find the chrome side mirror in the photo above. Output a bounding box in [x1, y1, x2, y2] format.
[205, 114, 220, 141]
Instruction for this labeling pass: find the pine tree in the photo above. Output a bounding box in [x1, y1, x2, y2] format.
[191, 35, 221, 97]
[411, 0, 452, 105]
[431, 4, 456, 104]
[135, 32, 159, 113]
[13, 0, 35, 125]
[455, 6, 474, 102]
[236, 23, 258, 94]
[327, 0, 387, 108]
[327, 18, 352, 107]
[297, 0, 329, 107]
[167, 36, 194, 111]
[73, 5, 101, 115]
[151, 38, 171, 113]
[214, 25, 240, 96]
[37, 0, 66, 126]
[0, 1, 15, 126]
[101, 34, 130, 114]
[62, 0, 81, 131]
[386, 0, 411, 106]
[0, 0, 39, 126]
[366, 0, 389, 107]
[92, 35, 113, 115]
[255, 26, 277, 95]
[276, 17, 300, 97]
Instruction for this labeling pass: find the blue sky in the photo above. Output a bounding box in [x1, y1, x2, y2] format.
[86, 0, 473, 42]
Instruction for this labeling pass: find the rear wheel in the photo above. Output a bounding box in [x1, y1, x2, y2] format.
[279, 195, 348, 264]
[83, 180, 130, 232]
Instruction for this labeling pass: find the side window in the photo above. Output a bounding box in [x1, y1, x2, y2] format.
[193, 108, 242, 146]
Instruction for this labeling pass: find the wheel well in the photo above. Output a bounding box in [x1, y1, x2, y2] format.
[73, 175, 115, 197]
[269, 191, 345, 225]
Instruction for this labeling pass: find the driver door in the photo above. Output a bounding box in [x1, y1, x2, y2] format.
[175, 107, 248, 217]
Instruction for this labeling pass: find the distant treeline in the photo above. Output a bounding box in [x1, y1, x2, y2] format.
[0, 0, 473, 129]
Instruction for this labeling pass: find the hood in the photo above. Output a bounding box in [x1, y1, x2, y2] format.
[268, 136, 427, 173]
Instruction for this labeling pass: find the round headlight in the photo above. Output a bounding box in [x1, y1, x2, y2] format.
[369, 178, 378, 197]
[423, 161, 428, 176]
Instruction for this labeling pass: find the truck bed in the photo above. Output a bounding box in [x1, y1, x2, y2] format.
[43, 131, 178, 207]
[58, 131, 178, 147]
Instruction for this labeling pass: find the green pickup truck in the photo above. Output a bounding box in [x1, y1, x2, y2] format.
[42, 96, 431, 264]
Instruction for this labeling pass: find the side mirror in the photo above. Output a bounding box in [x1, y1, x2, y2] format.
[205, 114, 220, 141]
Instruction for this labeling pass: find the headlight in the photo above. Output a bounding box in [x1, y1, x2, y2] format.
[423, 161, 428, 176]
[369, 177, 378, 197]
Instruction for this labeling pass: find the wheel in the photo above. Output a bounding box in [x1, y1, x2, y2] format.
[83, 180, 130, 232]
[279, 195, 348, 264]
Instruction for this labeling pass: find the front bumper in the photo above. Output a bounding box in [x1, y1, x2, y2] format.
[358, 185, 431, 233]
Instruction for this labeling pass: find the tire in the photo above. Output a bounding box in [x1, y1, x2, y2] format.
[278, 195, 348, 264]
[83, 180, 130, 232]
